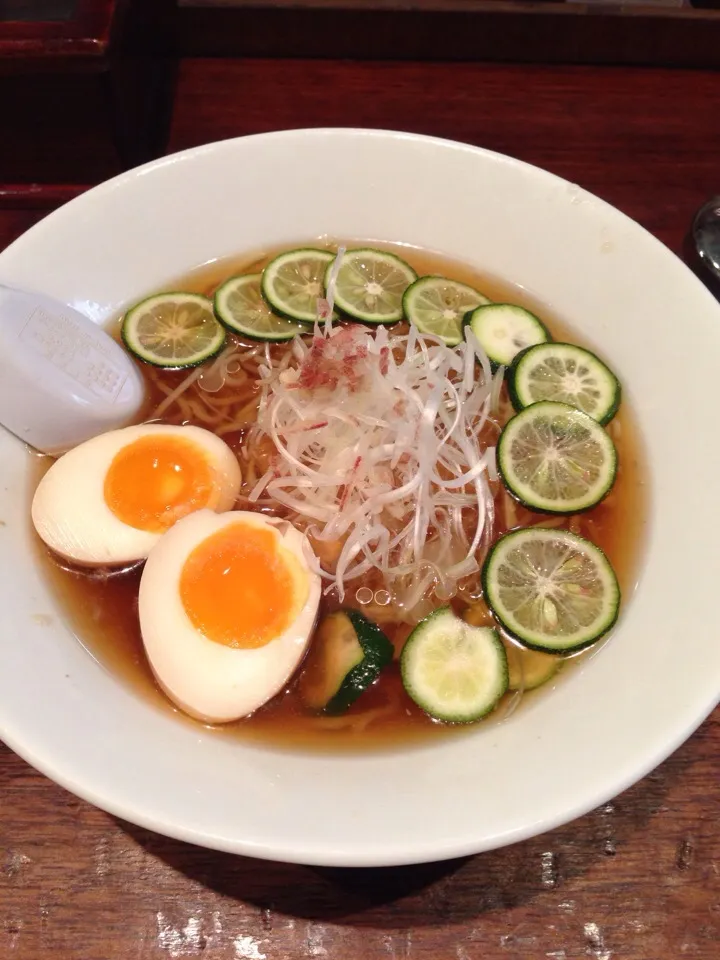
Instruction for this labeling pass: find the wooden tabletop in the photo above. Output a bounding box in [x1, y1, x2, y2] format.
[1, 58, 719, 960]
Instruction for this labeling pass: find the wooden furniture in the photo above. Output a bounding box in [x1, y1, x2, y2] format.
[2, 0, 719, 195]
[0, 0, 117, 61]
[0, 0, 175, 192]
[176, 0, 720, 66]
[1, 57, 718, 960]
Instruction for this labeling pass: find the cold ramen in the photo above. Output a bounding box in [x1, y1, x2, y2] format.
[32, 243, 646, 749]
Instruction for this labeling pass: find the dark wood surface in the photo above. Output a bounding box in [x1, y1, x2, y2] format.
[0, 0, 176, 187]
[1, 58, 719, 960]
[175, 3, 720, 68]
[0, 0, 119, 60]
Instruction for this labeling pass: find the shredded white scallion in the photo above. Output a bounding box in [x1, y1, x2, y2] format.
[246, 321, 498, 620]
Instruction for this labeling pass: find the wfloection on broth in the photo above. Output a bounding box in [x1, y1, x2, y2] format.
[31, 242, 646, 749]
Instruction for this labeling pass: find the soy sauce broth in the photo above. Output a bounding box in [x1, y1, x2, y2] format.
[31, 242, 649, 752]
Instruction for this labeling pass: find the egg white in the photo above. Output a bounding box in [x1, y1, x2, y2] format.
[31, 424, 241, 566]
[138, 509, 322, 723]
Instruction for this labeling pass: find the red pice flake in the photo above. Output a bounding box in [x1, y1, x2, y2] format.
[298, 327, 372, 393]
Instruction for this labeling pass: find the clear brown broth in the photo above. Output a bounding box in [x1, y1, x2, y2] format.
[31, 241, 649, 752]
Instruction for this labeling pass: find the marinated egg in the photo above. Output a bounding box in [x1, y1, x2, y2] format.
[31, 424, 241, 566]
[138, 509, 321, 723]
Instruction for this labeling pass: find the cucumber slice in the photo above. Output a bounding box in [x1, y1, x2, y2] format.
[482, 527, 620, 653]
[509, 342, 621, 425]
[507, 646, 560, 691]
[402, 276, 489, 346]
[328, 248, 417, 324]
[298, 609, 393, 714]
[214, 273, 307, 342]
[465, 303, 550, 366]
[122, 293, 226, 369]
[497, 400, 617, 514]
[400, 607, 508, 723]
[261, 248, 335, 324]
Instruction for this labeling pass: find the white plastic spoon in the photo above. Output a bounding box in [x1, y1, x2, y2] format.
[0, 284, 145, 455]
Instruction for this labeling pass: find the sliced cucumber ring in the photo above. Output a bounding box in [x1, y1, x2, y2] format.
[403, 275, 489, 346]
[122, 293, 226, 368]
[482, 527, 620, 653]
[465, 303, 550, 366]
[214, 273, 307, 342]
[497, 400, 617, 514]
[261, 248, 335, 324]
[298, 609, 393, 714]
[400, 607, 508, 723]
[328, 248, 417, 324]
[509, 342, 621, 424]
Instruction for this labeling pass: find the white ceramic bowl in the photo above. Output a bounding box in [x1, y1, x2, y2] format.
[1, 129, 718, 867]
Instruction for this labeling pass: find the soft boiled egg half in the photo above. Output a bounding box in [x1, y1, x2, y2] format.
[138, 510, 321, 722]
[31, 424, 241, 566]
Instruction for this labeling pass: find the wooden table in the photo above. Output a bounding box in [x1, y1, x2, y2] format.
[1, 58, 719, 960]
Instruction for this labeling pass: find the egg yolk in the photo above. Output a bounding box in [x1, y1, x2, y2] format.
[179, 523, 300, 648]
[104, 435, 215, 533]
